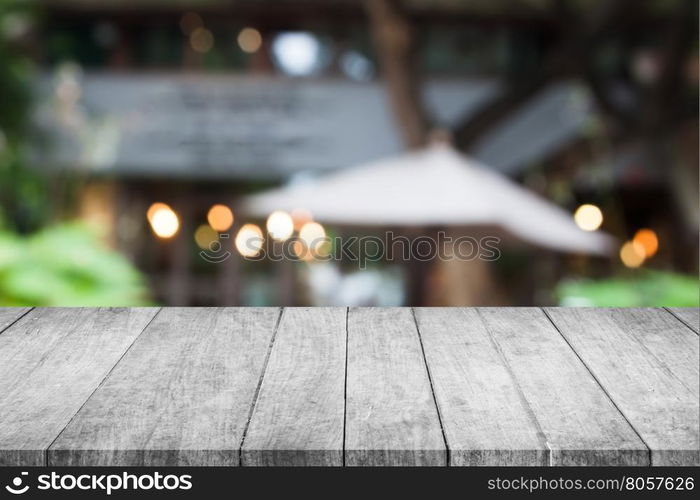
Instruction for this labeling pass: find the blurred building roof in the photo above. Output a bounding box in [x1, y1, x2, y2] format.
[35, 74, 594, 179]
[472, 81, 595, 174]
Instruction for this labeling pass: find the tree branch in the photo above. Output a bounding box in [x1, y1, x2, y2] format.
[454, 0, 638, 150]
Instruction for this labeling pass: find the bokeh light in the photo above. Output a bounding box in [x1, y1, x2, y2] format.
[291, 208, 313, 230]
[633, 228, 659, 258]
[292, 240, 314, 262]
[237, 27, 262, 54]
[147, 202, 170, 223]
[340, 50, 374, 81]
[179, 12, 203, 35]
[271, 32, 323, 76]
[147, 204, 179, 239]
[299, 221, 326, 251]
[194, 224, 219, 250]
[190, 27, 214, 53]
[266, 210, 294, 241]
[620, 241, 645, 268]
[207, 204, 234, 232]
[573, 204, 603, 231]
[235, 224, 264, 257]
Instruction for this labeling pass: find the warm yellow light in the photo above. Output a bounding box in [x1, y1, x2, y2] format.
[573, 204, 603, 231]
[292, 240, 314, 262]
[147, 202, 170, 223]
[190, 27, 214, 53]
[291, 208, 313, 230]
[299, 221, 326, 251]
[180, 12, 203, 35]
[237, 27, 262, 54]
[194, 224, 218, 250]
[633, 228, 658, 258]
[207, 204, 234, 232]
[148, 206, 179, 239]
[266, 210, 294, 241]
[620, 241, 645, 268]
[235, 224, 264, 257]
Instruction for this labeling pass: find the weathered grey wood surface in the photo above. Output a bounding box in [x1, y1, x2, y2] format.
[0, 307, 697, 466]
[667, 307, 699, 334]
[0, 308, 159, 465]
[48, 308, 280, 466]
[545, 308, 700, 466]
[415, 308, 548, 466]
[241, 307, 347, 466]
[479, 308, 648, 465]
[345, 308, 445, 466]
[0, 307, 31, 333]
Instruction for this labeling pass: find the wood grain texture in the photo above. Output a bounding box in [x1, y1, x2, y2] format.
[48, 308, 280, 466]
[0, 307, 158, 466]
[0, 308, 31, 333]
[545, 307, 699, 466]
[478, 308, 649, 465]
[345, 308, 445, 466]
[667, 307, 699, 334]
[241, 307, 347, 466]
[1, 307, 696, 467]
[414, 308, 548, 466]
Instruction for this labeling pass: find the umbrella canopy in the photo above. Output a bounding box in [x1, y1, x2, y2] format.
[243, 144, 613, 255]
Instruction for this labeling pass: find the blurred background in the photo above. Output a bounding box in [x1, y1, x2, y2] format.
[0, 0, 697, 307]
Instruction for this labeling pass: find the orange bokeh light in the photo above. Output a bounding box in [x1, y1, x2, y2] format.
[207, 204, 234, 232]
[633, 228, 659, 258]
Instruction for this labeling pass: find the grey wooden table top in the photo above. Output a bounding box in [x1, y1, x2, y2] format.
[0, 307, 697, 467]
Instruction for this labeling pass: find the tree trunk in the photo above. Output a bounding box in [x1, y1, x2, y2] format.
[364, 0, 430, 149]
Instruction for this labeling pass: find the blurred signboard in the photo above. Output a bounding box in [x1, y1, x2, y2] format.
[36, 74, 592, 179]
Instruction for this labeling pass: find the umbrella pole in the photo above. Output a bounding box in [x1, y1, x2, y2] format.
[405, 226, 441, 306]
[407, 258, 430, 305]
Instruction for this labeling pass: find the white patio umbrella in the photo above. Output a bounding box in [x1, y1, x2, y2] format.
[243, 143, 613, 255]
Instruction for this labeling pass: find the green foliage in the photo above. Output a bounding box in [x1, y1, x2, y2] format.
[556, 270, 699, 307]
[0, 1, 33, 139]
[0, 0, 50, 232]
[0, 223, 150, 306]
[1, 3, 149, 306]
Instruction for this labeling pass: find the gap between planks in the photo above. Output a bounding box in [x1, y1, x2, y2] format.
[236, 307, 285, 465]
[238, 307, 450, 466]
[664, 307, 700, 335]
[0, 307, 34, 336]
[476, 309, 553, 465]
[411, 307, 451, 466]
[541, 308, 653, 464]
[342, 307, 349, 466]
[45, 308, 164, 466]
[25, 306, 693, 466]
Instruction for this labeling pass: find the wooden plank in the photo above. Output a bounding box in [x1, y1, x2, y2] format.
[241, 307, 346, 466]
[545, 307, 699, 466]
[603, 309, 698, 394]
[345, 308, 445, 466]
[667, 307, 699, 334]
[478, 308, 649, 465]
[0, 308, 31, 333]
[0, 307, 158, 466]
[48, 308, 280, 466]
[414, 308, 548, 466]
